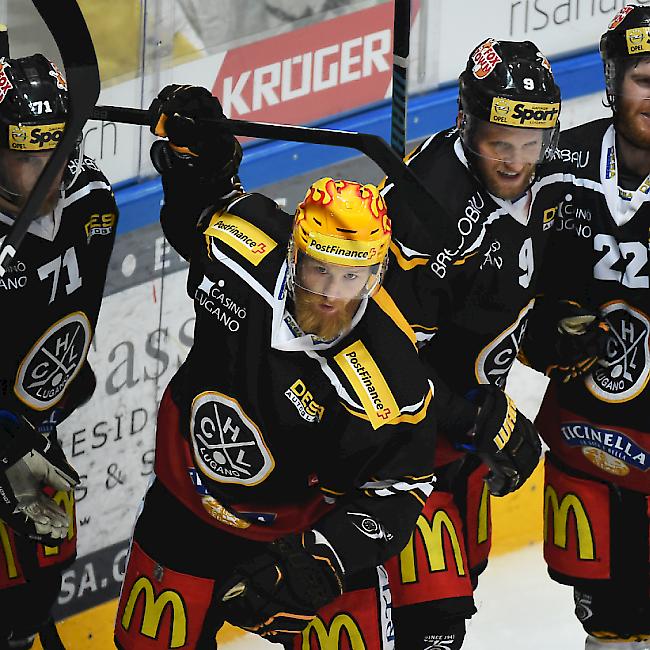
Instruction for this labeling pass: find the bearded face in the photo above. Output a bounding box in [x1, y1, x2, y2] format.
[293, 286, 360, 341]
[470, 120, 543, 200]
[616, 59, 650, 150]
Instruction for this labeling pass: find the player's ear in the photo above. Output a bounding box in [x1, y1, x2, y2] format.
[456, 110, 464, 131]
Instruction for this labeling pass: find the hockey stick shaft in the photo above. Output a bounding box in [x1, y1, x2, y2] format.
[0, 0, 99, 275]
[91, 104, 443, 218]
[391, 0, 410, 157]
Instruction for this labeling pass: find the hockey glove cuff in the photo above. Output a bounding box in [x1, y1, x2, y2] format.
[458, 386, 541, 497]
[218, 530, 344, 642]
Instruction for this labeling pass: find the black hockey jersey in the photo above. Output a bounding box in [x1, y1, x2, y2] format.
[0, 156, 118, 428]
[382, 128, 564, 462]
[155, 188, 437, 574]
[528, 118, 650, 493]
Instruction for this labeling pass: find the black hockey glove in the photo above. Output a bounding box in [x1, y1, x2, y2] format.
[218, 531, 344, 643]
[0, 411, 79, 545]
[148, 84, 242, 181]
[550, 301, 609, 383]
[458, 386, 541, 497]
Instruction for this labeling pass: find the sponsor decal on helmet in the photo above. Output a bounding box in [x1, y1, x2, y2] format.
[625, 26, 650, 54]
[204, 211, 277, 266]
[48, 61, 67, 91]
[560, 421, 649, 476]
[305, 230, 384, 267]
[608, 5, 635, 30]
[536, 51, 552, 72]
[0, 60, 12, 103]
[489, 97, 559, 128]
[8, 123, 65, 151]
[471, 38, 502, 79]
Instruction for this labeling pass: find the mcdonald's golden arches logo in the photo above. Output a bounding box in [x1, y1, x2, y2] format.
[121, 576, 188, 648]
[302, 614, 366, 649]
[544, 485, 595, 560]
[399, 510, 466, 584]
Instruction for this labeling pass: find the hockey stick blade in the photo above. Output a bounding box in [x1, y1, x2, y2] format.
[91, 104, 445, 220]
[0, 0, 99, 276]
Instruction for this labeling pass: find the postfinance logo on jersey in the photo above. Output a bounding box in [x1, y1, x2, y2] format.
[489, 97, 559, 128]
[335, 341, 399, 429]
[204, 211, 277, 266]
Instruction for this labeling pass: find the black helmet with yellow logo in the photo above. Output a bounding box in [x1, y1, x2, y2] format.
[600, 5, 650, 112]
[0, 54, 68, 152]
[458, 39, 561, 167]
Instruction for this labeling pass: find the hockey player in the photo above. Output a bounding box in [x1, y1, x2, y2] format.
[113, 85, 437, 649]
[522, 6, 650, 648]
[363, 40, 563, 649]
[0, 54, 118, 648]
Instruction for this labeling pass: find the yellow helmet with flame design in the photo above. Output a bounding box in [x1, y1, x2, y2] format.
[288, 178, 391, 299]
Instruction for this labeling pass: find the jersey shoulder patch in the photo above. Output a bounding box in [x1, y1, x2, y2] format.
[203, 194, 282, 267]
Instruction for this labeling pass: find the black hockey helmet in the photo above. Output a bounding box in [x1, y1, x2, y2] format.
[600, 5, 650, 111]
[0, 54, 68, 151]
[458, 39, 561, 167]
[0, 53, 81, 209]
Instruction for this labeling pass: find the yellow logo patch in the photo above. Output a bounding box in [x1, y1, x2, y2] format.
[306, 230, 388, 267]
[543, 206, 557, 231]
[204, 212, 277, 266]
[9, 123, 65, 150]
[489, 97, 559, 129]
[334, 341, 399, 429]
[286, 379, 325, 423]
[85, 212, 116, 242]
[626, 26, 650, 55]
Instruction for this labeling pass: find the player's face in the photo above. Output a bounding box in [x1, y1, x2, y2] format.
[294, 256, 370, 339]
[0, 149, 66, 215]
[473, 121, 543, 199]
[617, 59, 650, 149]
